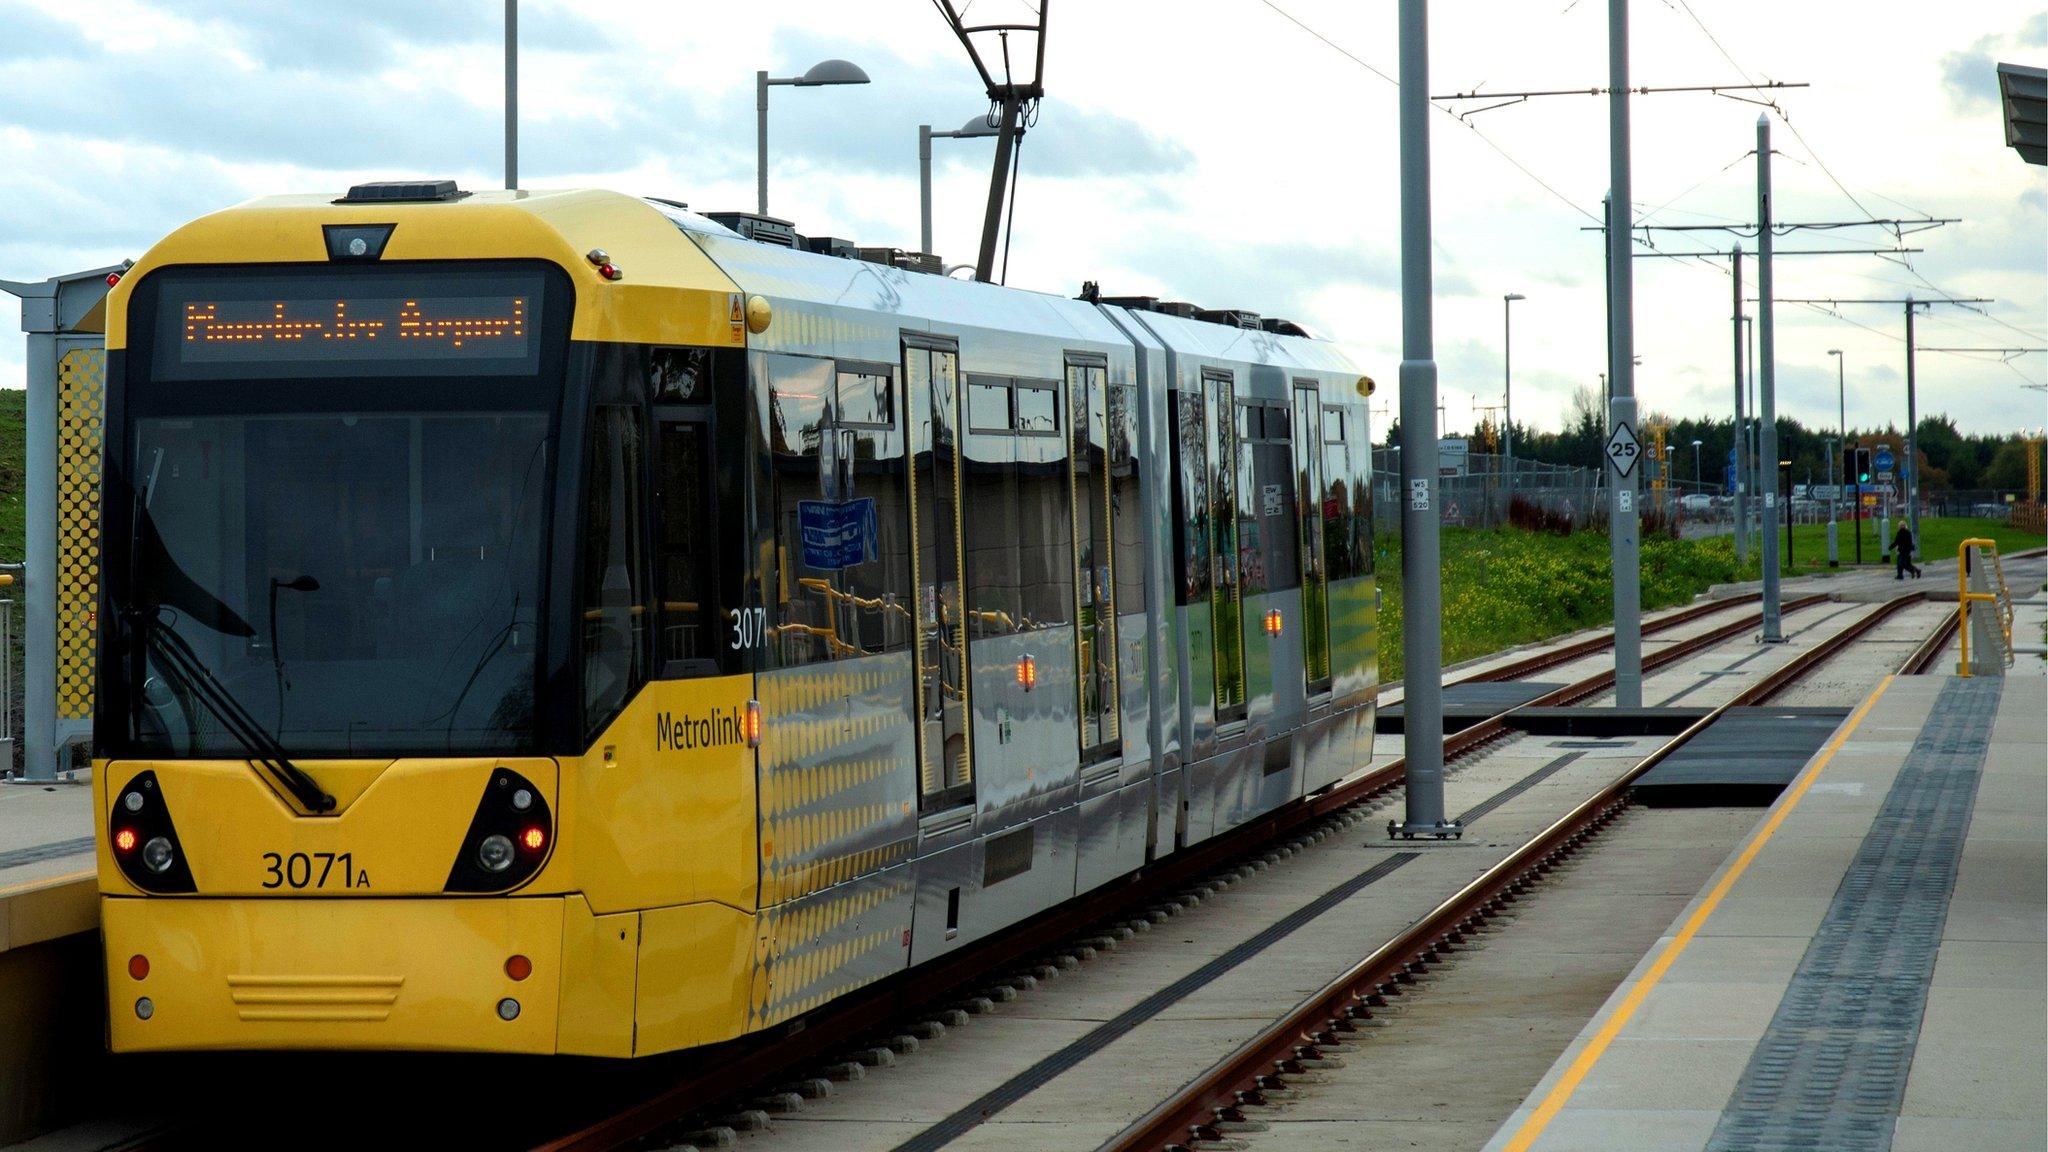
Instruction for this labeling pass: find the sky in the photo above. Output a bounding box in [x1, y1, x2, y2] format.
[0, 0, 2043, 439]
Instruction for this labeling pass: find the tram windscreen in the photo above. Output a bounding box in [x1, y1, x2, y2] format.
[126, 409, 551, 756]
[152, 269, 544, 380]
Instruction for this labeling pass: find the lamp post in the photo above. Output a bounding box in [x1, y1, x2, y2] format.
[1827, 349, 1844, 566]
[757, 58, 871, 217]
[1503, 292, 1525, 501]
[1691, 438, 1703, 484]
[920, 115, 1002, 256]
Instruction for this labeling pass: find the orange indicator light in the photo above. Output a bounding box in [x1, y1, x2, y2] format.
[521, 826, 546, 852]
[1265, 609, 1283, 636]
[114, 828, 137, 853]
[744, 699, 764, 747]
[1016, 654, 1038, 691]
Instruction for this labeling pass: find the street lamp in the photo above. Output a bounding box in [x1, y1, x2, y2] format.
[757, 58, 871, 217]
[920, 115, 1002, 256]
[1691, 438, 1703, 484]
[1826, 349, 1844, 566]
[1503, 293, 1525, 498]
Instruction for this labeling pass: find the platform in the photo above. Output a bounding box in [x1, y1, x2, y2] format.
[0, 778, 93, 954]
[1487, 663, 2048, 1151]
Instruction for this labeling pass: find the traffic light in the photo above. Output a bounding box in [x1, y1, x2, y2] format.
[1854, 447, 1872, 485]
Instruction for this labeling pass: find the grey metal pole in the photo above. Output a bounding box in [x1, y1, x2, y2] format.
[1733, 244, 1748, 565]
[1393, 0, 1454, 839]
[919, 124, 934, 255]
[1602, 195, 1614, 404]
[1756, 114, 1783, 641]
[504, 0, 517, 190]
[974, 93, 1022, 283]
[22, 306, 55, 780]
[756, 70, 770, 217]
[1905, 300, 1921, 561]
[1503, 294, 1518, 502]
[1827, 350, 1842, 566]
[1606, 0, 1642, 707]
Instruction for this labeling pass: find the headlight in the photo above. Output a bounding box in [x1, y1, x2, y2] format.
[478, 834, 515, 873]
[142, 836, 176, 874]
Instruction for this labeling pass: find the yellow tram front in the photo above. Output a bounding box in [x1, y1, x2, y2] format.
[94, 185, 764, 1055]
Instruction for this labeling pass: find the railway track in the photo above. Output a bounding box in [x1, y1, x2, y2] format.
[533, 591, 1837, 1152]
[1103, 591, 1941, 1152]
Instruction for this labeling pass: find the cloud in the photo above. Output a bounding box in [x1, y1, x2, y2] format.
[1940, 15, 2043, 112]
[757, 26, 1192, 182]
[172, 0, 613, 73]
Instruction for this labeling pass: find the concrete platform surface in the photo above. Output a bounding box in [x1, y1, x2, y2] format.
[0, 778, 93, 955]
[1486, 658, 2048, 1152]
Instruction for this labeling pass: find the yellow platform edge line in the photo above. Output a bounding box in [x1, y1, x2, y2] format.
[1499, 673, 1897, 1152]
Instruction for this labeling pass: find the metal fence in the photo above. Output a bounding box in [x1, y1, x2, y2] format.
[1371, 447, 2039, 537]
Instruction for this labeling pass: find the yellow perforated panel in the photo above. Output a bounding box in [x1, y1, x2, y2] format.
[57, 348, 103, 721]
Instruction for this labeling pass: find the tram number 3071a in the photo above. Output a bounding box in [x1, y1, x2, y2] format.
[729, 607, 767, 650]
[261, 851, 372, 890]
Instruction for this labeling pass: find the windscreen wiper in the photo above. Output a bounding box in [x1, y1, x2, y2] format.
[143, 620, 336, 813]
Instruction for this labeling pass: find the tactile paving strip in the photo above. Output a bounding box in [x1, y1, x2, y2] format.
[1706, 676, 2003, 1152]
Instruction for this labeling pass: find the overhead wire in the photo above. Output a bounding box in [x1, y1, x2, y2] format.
[1254, 0, 1600, 224]
[1666, 0, 2047, 346]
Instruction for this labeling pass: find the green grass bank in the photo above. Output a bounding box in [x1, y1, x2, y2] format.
[1374, 516, 2043, 682]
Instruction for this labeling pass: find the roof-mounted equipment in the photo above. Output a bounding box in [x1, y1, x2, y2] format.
[335, 180, 469, 205]
[705, 212, 801, 249]
[1196, 308, 1262, 330]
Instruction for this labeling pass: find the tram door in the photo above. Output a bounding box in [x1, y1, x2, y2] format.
[1204, 371, 1247, 725]
[653, 406, 720, 676]
[905, 341, 974, 811]
[1291, 381, 1332, 694]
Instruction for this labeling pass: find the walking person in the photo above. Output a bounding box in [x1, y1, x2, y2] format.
[1892, 522, 1921, 580]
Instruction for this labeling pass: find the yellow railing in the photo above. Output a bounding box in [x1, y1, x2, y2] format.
[1957, 537, 2015, 676]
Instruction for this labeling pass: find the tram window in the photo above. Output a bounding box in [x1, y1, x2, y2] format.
[837, 368, 894, 429]
[583, 405, 650, 736]
[1323, 406, 1356, 582]
[832, 362, 911, 656]
[649, 347, 712, 403]
[1247, 403, 1298, 593]
[968, 380, 1012, 433]
[1351, 408, 1375, 577]
[769, 357, 911, 664]
[1015, 385, 1073, 631]
[964, 377, 1020, 637]
[656, 420, 718, 676]
[1295, 383, 1332, 688]
[1015, 386, 1059, 435]
[1233, 401, 1266, 597]
[1110, 384, 1145, 613]
[1171, 390, 1210, 606]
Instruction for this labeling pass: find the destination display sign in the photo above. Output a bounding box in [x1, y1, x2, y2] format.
[152, 269, 544, 380]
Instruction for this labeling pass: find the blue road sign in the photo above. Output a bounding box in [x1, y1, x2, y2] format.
[797, 498, 877, 569]
[1726, 448, 1738, 495]
[1874, 447, 1896, 472]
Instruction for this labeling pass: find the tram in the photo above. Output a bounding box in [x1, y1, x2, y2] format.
[93, 182, 1378, 1054]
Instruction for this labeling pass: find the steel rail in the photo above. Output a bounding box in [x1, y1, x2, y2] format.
[534, 593, 1833, 1152]
[1105, 592, 1932, 1152]
[1453, 591, 1817, 685]
[1901, 606, 1961, 675]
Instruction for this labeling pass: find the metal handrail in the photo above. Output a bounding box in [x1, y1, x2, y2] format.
[1957, 537, 2014, 675]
